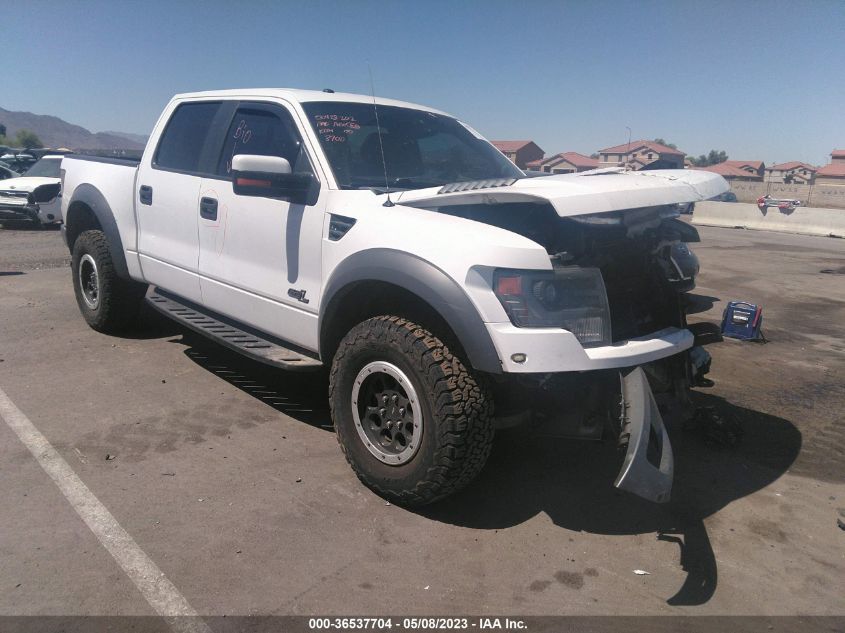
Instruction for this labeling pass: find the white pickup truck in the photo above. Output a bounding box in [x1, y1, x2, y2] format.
[60, 89, 728, 505]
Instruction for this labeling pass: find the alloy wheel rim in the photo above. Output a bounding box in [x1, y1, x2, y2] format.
[351, 361, 422, 465]
[79, 254, 99, 309]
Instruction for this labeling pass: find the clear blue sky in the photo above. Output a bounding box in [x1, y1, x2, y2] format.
[6, 0, 844, 165]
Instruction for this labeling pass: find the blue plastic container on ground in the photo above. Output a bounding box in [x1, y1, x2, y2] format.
[721, 301, 764, 341]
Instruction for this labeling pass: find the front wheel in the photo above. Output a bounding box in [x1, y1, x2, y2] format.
[329, 316, 494, 506]
[71, 230, 146, 333]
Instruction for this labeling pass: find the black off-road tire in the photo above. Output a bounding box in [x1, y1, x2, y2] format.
[329, 316, 494, 506]
[71, 230, 146, 333]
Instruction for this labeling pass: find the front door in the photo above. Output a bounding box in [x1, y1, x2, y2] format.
[197, 101, 325, 351]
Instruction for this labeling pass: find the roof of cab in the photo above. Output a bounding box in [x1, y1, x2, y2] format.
[171, 88, 451, 117]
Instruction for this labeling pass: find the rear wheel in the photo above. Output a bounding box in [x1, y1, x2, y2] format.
[329, 315, 494, 506]
[71, 230, 146, 333]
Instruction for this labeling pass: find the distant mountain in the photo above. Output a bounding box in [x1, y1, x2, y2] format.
[0, 106, 146, 150]
[102, 130, 149, 145]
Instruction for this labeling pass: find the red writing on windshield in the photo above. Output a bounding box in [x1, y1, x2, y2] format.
[315, 115, 360, 142]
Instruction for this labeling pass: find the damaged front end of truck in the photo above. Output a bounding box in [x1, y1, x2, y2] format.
[399, 168, 727, 503]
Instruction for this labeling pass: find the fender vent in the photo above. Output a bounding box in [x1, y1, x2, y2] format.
[328, 214, 356, 241]
[438, 178, 517, 194]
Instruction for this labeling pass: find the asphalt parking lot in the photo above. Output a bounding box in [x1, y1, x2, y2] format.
[0, 223, 843, 622]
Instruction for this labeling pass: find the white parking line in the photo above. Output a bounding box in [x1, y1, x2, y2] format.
[0, 386, 211, 633]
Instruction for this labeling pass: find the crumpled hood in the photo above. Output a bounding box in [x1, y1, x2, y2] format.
[396, 168, 729, 217]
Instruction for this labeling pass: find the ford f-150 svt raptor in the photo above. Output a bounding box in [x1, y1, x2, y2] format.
[60, 89, 728, 506]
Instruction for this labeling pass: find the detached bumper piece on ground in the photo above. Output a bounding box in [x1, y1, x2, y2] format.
[614, 366, 674, 503]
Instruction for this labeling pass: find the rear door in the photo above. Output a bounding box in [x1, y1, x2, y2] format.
[196, 100, 325, 351]
[136, 100, 233, 303]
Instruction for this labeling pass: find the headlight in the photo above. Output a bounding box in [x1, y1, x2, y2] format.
[493, 267, 612, 347]
[31, 183, 61, 203]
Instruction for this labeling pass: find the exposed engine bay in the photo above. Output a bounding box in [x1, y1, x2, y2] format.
[436, 200, 701, 341]
[428, 200, 712, 502]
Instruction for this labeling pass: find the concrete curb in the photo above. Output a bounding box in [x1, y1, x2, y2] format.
[692, 201, 845, 238]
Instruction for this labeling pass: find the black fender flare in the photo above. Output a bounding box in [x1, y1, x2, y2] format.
[319, 249, 502, 373]
[66, 184, 130, 279]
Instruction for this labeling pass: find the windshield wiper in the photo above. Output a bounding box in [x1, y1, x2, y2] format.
[389, 177, 444, 190]
[345, 177, 442, 193]
[360, 186, 410, 193]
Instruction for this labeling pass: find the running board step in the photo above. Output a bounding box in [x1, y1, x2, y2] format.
[146, 290, 323, 371]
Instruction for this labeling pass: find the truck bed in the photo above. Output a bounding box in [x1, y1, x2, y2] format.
[60, 154, 141, 263]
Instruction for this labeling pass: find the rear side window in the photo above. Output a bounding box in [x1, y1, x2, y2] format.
[217, 105, 311, 178]
[155, 102, 221, 173]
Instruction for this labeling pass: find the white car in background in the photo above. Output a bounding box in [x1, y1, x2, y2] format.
[0, 155, 63, 227]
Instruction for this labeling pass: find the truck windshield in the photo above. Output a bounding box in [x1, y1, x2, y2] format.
[24, 158, 61, 178]
[302, 101, 522, 190]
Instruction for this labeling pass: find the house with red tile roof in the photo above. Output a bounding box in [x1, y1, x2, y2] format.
[722, 160, 766, 179]
[596, 140, 685, 170]
[695, 162, 764, 181]
[765, 161, 817, 184]
[526, 152, 599, 174]
[815, 163, 845, 184]
[490, 140, 544, 169]
[815, 150, 845, 185]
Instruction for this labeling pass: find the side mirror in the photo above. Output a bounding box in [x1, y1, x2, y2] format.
[231, 154, 314, 204]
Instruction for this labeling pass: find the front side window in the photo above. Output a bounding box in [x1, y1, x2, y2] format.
[302, 101, 522, 190]
[23, 158, 60, 178]
[155, 102, 221, 173]
[217, 105, 311, 178]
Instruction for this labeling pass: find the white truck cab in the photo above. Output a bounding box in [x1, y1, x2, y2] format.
[60, 89, 728, 505]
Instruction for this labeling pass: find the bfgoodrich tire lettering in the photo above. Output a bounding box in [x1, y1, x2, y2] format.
[71, 230, 146, 333]
[329, 316, 494, 506]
